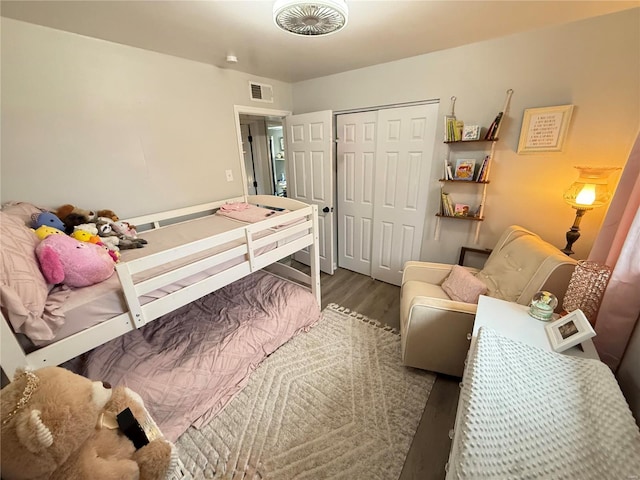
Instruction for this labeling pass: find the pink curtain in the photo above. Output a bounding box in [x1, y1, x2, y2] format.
[590, 131, 640, 371]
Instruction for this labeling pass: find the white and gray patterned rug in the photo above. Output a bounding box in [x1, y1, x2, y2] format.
[176, 303, 435, 480]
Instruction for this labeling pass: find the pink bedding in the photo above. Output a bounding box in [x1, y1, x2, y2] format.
[217, 202, 290, 223]
[82, 270, 320, 442]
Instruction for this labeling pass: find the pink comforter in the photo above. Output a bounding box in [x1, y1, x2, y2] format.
[83, 271, 320, 442]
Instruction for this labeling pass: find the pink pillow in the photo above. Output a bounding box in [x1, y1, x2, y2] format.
[441, 265, 488, 304]
[0, 211, 69, 341]
[1, 201, 46, 226]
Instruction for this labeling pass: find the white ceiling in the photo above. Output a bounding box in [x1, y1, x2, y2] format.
[1, 1, 638, 83]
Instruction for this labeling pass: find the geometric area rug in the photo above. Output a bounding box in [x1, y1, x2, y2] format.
[176, 303, 436, 479]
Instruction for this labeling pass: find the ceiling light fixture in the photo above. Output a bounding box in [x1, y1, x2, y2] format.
[273, 0, 348, 36]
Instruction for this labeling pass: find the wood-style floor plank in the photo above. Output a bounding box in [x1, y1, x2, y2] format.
[307, 264, 459, 480]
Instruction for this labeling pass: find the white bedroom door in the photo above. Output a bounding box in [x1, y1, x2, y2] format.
[336, 111, 377, 276]
[285, 110, 335, 274]
[371, 103, 438, 285]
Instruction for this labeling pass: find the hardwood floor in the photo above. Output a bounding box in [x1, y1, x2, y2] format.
[302, 263, 460, 480]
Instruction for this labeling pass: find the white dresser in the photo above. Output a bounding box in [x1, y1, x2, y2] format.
[445, 295, 601, 478]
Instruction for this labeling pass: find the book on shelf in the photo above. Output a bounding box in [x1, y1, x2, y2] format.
[440, 190, 454, 216]
[443, 159, 454, 180]
[475, 155, 491, 181]
[454, 120, 464, 141]
[482, 154, 493, 181]
[454, 159, 475, 181]
[444, 115, 456, 142]
[454, 203, 471, 216]
[484, 112, 503, 141]
[462, 124, 481, 141]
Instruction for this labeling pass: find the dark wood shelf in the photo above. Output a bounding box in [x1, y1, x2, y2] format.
[444, 139, 497, 144]
[436, 214, 484, 222]
[438, 179, 490, 184]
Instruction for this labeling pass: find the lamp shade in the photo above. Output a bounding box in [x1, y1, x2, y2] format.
[273, 0, 348, 36]
[562, 166, 619, 210]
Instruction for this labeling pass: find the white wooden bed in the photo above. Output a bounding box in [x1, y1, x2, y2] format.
[1, 195, 320, 379]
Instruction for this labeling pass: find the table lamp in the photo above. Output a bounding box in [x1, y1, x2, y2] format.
[561, 166, 619, 255]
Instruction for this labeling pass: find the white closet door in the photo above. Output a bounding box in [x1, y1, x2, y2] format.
[336, 111, 377, 276]
[371, 103, 438, 286]
[285, 110, 335, 274]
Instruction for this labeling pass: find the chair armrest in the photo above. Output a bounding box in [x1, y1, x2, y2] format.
[409, 296, 478, 315]
[402, 261, 479, 285]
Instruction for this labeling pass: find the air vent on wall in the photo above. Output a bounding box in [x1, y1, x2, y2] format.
[249, 82, 274, 103]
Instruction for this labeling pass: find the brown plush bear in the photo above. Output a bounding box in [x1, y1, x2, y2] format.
[96, 209, 120, 222]
[55, 204, 97, 234]
[0, 367, 174, 480]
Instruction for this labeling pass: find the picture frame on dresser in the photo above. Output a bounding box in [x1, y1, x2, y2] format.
[545, 309, 596, 353]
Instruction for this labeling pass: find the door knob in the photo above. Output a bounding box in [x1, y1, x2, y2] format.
[322, 206, 334, 213]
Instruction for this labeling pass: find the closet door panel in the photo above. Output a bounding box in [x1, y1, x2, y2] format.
[371, 103, 438, 286]
[337, 111, 377, 276]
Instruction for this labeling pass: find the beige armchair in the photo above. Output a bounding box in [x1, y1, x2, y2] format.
[400, 225, 577, 377]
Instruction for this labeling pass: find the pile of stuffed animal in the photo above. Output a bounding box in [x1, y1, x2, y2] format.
[0, 366, 176, 480]
[31, 204, 148, 289]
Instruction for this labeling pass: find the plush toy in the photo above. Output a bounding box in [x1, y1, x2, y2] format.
[97, 209, 120, 222]
[74, 223, 99, 235]
[112, 221, 140, 238]
[96, 218, 147, 250]
[33, 225, 66, 241]
[31, 212, 66, 232]
[70, 229, 101, 244]
[55, 204, 97, 234]
[36, 234, 115, 287]
[0, 367, 175, 480]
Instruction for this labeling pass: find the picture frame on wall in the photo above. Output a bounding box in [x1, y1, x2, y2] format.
[517, 104, 574, 154]
[545, 309, 596, 353]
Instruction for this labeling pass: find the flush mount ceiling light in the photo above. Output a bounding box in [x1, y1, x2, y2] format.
[273, 0, 348, 36]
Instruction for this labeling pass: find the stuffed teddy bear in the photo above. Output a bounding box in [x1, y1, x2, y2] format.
[55, 204, 97, 234]
[0, 366, 175, 480]
[97, 209, 120, 222]
[36, 234, 115, 287]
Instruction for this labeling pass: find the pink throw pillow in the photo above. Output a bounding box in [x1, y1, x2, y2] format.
[441, 265, 488, 304]
[0, 211, 69, 341]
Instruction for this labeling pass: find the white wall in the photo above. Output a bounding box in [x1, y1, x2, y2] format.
[0, 18, 293, 218]
[292, 9, 640, 262]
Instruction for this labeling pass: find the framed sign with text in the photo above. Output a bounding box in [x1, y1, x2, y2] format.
[517, 105, 574, 154]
